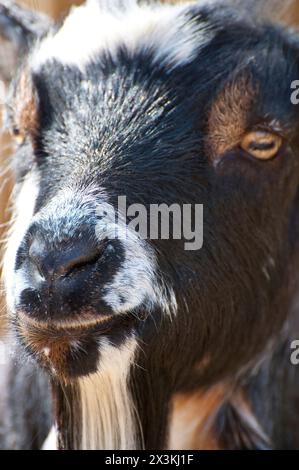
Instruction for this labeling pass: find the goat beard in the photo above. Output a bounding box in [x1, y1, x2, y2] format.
[51, 338, 142, 450]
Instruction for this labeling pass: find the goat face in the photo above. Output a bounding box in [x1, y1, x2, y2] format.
[2, 0, 299, 430]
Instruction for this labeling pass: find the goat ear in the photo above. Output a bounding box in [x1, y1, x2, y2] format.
[0, 1, 52, 82]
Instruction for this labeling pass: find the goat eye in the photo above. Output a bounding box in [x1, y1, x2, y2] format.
[12, 126, 20, 136]
[11, 126, 25, 145]
[240, 131, 283, 160]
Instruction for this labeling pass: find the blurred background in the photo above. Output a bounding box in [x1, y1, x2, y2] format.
[1, 0, 299, 331]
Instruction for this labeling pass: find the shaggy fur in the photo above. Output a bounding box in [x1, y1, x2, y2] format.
[1, 0, 299, 450]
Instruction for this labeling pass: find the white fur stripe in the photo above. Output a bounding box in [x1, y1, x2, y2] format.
[78, 337, 141, 449]
[31, 1, 214, 71]
[3, 172, 39, 314]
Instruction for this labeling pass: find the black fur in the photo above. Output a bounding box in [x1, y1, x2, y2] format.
[2, 0, 299, 450]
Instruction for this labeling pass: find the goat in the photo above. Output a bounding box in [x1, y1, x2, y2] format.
[1, 0, 299, 450]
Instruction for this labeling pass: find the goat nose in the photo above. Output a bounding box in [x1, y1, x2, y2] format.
[28, 236, 102, 281]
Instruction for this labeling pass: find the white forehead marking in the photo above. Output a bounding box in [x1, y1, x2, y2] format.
[31, 1, 214, 71]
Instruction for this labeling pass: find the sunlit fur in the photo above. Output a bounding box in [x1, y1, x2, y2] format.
[32, 0, 214, 72]
[79, 338, 140, 450]
[2, 0, 299, 451]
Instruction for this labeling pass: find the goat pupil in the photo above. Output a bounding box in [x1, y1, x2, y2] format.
[249, 141, 275, 151]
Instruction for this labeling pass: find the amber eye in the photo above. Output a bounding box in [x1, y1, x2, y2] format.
[240, 131, 283, 160]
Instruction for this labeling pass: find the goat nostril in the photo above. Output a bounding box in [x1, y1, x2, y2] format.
[57, 245, 105, 278]
[28, 237, 106, 281]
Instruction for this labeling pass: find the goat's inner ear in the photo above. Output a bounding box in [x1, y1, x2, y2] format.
[207, 74, 257, 162]
[9, 70, 39, 145]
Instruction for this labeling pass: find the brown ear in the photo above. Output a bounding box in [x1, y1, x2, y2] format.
[282, 0, 299, 26]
